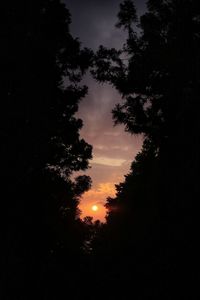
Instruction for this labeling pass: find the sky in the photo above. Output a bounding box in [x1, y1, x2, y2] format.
[64, 0, 146, 221]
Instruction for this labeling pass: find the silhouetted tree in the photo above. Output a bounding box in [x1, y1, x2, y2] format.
[2, 1, 93, 298]
[92, 0, 200, 298]
[93, 0, 200, 148]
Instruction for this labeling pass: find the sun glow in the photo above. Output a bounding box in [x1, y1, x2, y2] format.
[91, 205, 98, 212]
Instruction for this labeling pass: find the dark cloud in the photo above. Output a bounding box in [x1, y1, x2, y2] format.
[64, 0, 146, 49]
[64, 0, 124, 49]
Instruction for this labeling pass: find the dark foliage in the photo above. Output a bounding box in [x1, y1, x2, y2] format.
[2, 0, 200, 299]
[91, 0, 200, 298]
[1, 1, 93, 298]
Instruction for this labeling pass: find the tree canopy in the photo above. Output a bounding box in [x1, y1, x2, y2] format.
[91, 0, 200, 298]
[2, 0, 200, 299]
[93, 0, 200, 149]
[2, 1, 93, 298]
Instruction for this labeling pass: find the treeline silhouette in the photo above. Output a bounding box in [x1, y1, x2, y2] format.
[2, 1, 94, 299]
[2, 0, 200, 299]
[91, 0, 200, 298]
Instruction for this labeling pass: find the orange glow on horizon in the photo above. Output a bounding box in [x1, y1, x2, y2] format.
[79, 181, 117, 222]
[77, 160, 133, 221]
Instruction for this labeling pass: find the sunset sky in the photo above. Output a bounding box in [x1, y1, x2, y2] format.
[65, 0, 146, 221]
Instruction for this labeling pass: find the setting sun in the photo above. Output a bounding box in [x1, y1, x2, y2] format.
[91, 205, 98, 212]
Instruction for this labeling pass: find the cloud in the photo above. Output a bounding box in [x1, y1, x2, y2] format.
[64, 0, 147, 49]
[64, 0, 126, 49]
[64, 0, 146, 221]
[92, 157, 127, 167]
